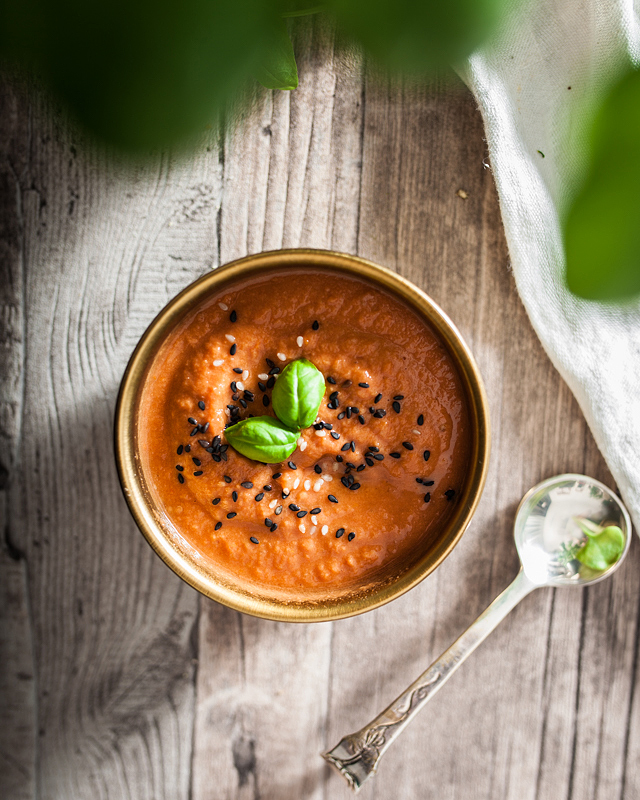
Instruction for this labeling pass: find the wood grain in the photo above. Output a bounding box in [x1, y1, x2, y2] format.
[1, 16, 639, 800]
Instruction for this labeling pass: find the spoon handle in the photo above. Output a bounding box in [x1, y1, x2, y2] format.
[323, 568, 536, 792]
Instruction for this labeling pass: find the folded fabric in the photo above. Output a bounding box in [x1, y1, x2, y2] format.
[460, 0, 640, 530]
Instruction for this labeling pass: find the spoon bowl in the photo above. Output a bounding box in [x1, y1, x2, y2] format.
[324, 473, 633, 792]
[515, 473, 632, 587]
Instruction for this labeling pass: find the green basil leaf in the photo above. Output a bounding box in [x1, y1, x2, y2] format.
[272, 358, 325, 430]
[575, 520, 625, 571]
[253, 20, 298, 91]
[225, 416, 298, 464]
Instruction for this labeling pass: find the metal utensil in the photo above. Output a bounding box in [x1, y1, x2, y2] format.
[323, 474, 632, 792]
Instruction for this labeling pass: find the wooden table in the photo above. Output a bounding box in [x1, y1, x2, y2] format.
[2, 21, 639, 800]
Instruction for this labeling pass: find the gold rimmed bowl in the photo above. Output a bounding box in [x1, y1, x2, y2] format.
[115, 249, 490, 621]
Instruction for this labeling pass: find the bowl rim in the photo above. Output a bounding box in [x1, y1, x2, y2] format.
[114, 248, 491, 622]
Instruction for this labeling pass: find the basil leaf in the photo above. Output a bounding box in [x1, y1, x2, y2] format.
[575, 520, 625, 571]
[253, 20, 298, 91]
[272, 358, 325, 430]
[225, 416, 298, 464]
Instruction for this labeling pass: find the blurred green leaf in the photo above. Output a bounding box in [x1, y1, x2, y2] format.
[325, 0, 508, 73]
[254, 20, 298, 91]
[565, 67, 640, 300]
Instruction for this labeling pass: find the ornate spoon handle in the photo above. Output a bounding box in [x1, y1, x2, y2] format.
[323, 568, 536, 792]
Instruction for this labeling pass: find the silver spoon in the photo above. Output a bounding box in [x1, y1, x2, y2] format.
[323, 473, 632, 792]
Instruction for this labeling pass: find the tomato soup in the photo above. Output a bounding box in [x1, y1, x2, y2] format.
[139, 267, 472, 595]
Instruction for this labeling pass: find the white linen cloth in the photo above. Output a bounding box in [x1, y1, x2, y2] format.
[459, 0, 640, 530]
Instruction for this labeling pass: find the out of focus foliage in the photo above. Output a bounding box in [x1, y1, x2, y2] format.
[564, 67, 640, 301]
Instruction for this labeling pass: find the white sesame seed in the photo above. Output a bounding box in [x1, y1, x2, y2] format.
[242, 370, 249, 380]
[311, 515, 318, 525]
[213, 359, 224, 366]
[277, 352, 286, 361]
[224, 408, 230, 417]
[236, 381, 244, 391]
[218, 302, 228, 311]
[299, 440, 307, 451]
[313, 479, 324, 492]
[282, 489, 290, 497]
[258, 373, 269, 381]
[322, 474, 333, 482]
[315, 428, 326, 437]
[321, 525, 328, 535]
[293, 478, 300, 490]
[309, 526, 317, 535]
[269, 499, 277, 509]
[299, 524, 306, 533]
[225, 334, 236, 343]
[296, 336, 303, 347]
[413, 429, 420, 435]
[333, 463, 340, 472]
[304, 479, 311, 491]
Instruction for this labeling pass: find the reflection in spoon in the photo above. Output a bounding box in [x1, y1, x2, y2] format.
[323, 474, 632, 793]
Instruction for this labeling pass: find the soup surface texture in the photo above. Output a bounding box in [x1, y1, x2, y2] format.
[139, 267, 471, 595]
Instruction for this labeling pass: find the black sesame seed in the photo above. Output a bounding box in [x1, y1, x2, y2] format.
[348, 532, 355, 541]
[232, 491, 238, 502]
[239, 399, 247, 409]
[244, 391, 255, 401]
[241, 481, 253, 489]
[215, 521, 223, 531]
[374, 393, 382, 404]
[312, 320, 320, 330]
[230, 381, 237, 392]
[297, 510, 308, 518]
[365, 457, 374, 467]
[311, 507, 321, 515]
[192, 457, 202, 466]
[250, 536, 259, 544]
[336, 455, 343, 463]
[198, 439, 209, 448]
[368, 446, 379, 452]
[176, 464, 184, 472]
[349, 483, 361, 491]
[373, 409, 386, 418]
[392, 401, 401, 413]
[255, 493, 264, 502]
[424, 493, 431, 503]
[330, 431, 340, 440]
[231, 393, 239, 401]
[346, 407, 352, 419]
[270, 523, 278, 532]
[358, 415, 366, 425]
[272, 472, 282, 479]
[223, 475, 232, 483]
[268, 366, 281, 375]
[289, 504, 300, 511]
[417, 414, 424, 426]
[267, 376, 276, 388]
[198, 400, 206, 411]
[188, 417, 197, 425]
[265, 518, 273, 527]
[328, 495, 338, 503]
[329, 391, 339, 401]
[190, 427, 199, 436]
[275, 506, 283, 515]
[324, 424, 333, 430]
[445, 489, 456, 500]
[423, 450, 431, 462]
[193, 470, 204, 476]
[350, 441, 356, 452]
[219, 444, 228, 452]
[335, 528, 345, 538]
[227, 512, 237, 519]
[337, 412, 345, 420]
[416, 478, 423, 484]
[288, 461, 297, 470]
[263, 395, 270, 407]
[213, 498, 221, 506]
[233, 367, 243, 374]
[343, 379, 352, 387]
[202, 422, 210, 433]
[230, 310, 237, 323]
[229, 343, 237, 355]
[258, 381, 267, 392]
[221, 451, 228, 461]
[424, 480, 434, 486]
[327, 401, 337, 410]
[266, 358, 275, 368]
[185, 444, 191, 452]
[341, 442, 350, 452]
[178, 473, 185, 483]
[327, 376, 336, 384]
[263, 484, 272, 491]
[346, 462, 356, 469]
[402, 442, 414, 450]
[341, 476, 349, 488]
[177, 444, 184, 455]
[212, 454, 221, 462]
[390, 452, 401, 459]
[356, 464, 366, 472]
[314, 465, 322, 474]
[394, 395, 404, 400]
[359, 382, 369, 388]
[373, 453, 384, 461]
